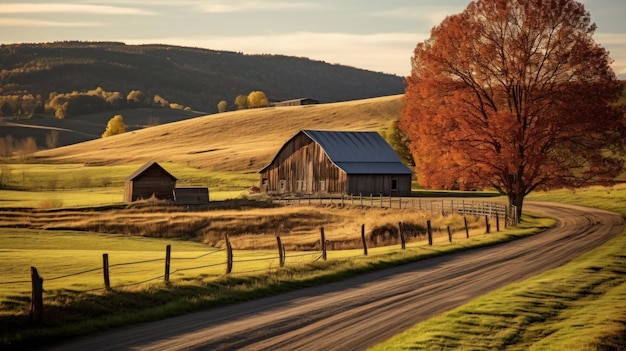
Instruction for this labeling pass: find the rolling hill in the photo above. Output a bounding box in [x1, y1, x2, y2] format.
[0, 41, 404, 113]
[34, 95, 403, 173]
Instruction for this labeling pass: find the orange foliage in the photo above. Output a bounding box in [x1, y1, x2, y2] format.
[401, 0, 626, 215]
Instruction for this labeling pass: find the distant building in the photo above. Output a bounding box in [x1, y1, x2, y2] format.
[259, 130, 413, 196]
[124, 161, 177, 202]
[270, 98, 319, 107]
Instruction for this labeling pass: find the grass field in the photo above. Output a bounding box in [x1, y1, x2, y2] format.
[0, 207, 550, 350]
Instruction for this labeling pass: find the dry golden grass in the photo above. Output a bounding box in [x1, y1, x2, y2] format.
[0, 201, 486, 251]
[34, 95, 402, 173]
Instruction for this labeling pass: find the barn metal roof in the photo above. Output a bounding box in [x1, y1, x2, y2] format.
[261, 130, 413, 175]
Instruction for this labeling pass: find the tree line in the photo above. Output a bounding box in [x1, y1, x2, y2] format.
[217, 91, 269, 112]
[0, 87, 190, 119]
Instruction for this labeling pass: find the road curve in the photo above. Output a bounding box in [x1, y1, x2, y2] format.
[47, 202, 624, 351]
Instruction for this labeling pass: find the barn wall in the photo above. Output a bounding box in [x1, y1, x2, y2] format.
[260, 133, 347, 194]
[123, 181, 133, 202]
[346, 174, 412, 196]
[125, 167, 176, 201]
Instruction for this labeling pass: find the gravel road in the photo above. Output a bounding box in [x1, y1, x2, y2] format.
[46, 201, 625, 351]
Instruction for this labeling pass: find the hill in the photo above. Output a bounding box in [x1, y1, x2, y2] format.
[0, 41, 404, 113]
[35, 95, 403, 173]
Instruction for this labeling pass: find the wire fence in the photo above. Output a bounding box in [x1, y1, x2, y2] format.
[274, 195, 516, 222]
[6, 209, 510, 323]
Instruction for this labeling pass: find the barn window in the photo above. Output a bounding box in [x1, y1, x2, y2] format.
[391, 179, 398, 191]
[319, 180, 326, 192]
[280, 180, 286, 191]
[262, 178, 268, 185]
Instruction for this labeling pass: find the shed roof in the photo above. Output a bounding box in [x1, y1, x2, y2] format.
[125, 161, 178, 181]
[261, 130, 413, 175]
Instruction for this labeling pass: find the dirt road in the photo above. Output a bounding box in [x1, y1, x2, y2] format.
[46, 202, 624, 351]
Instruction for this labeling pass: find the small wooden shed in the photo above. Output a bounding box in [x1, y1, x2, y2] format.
[259, 130, 413, 196]
[174, 188, 210, 205]
[124, 161, 177, 202]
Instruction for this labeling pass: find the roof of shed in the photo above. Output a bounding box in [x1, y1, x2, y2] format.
[125, 161, 178, 181]
[261, 130, 413, 175]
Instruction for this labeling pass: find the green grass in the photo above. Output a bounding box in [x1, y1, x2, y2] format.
[0, 162, 258, 207]
[0, 213, 549, 350]
[368, 185, 626, 351]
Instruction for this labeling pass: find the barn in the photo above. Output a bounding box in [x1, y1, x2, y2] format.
[270, 98, 319, 107]
[259, 130, 413, 196]
[124, 161, 177, 202]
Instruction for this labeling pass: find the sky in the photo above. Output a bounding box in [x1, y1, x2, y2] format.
[0, 0, 624, 78]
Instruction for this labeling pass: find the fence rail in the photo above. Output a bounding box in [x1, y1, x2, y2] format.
[274, 195, 517, 223]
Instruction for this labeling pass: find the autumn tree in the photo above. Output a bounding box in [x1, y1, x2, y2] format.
[102, 114, 126, 138]
[247, 91, 269, 108]
[18, 137, 38, 162]
[45, 130, 59, 149]
[127, 90, 145, 106]
[401, 0, 625, 219]
[381, 120, 414, 168]
[217, 100, 228, 113]
[234, 95, 248, 110]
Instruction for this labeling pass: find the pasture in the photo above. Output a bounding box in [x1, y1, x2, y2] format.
[0, 203, 546, 350]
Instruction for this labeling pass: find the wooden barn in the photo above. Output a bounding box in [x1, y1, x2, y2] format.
[259, 130, 413, 196]
[124, 161, 177, 202]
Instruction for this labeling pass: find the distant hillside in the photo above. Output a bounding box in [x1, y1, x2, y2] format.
[35, 95, 404, 173]
[0, 41, 404, 113]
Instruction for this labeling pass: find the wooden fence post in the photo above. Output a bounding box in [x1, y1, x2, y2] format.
[320, 227, 327, 260]
[447, 226, 452, 242]
[485, 215, 491, 234]
[496, 214, 500, 232]
[102, 253, 111, 290]
[276, 236, 285, 267]
[29, 266, 44, 324]
[399, 222, 406, 250]
[427, 220, 433, 246]
[361, 224, 368, 256]
[464, 217, 469, 238]
[225, 235, 233, 274]
[164, 244, 171, 283]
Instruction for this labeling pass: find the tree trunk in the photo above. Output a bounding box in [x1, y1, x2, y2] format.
[508, 192, 524, 224]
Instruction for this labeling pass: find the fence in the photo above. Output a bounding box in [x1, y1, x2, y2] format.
[275, 195, 517, 224]
[5, 212, 507, 324]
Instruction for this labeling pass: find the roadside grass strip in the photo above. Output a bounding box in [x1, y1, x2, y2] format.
[369, 184, 626, 350]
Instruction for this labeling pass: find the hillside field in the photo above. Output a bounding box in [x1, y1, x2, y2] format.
[34, 94, 402, 171]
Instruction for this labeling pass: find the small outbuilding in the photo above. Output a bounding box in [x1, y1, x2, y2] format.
[270, 98, 319, 107]
[124, 161, 177, 202]
[174, 187, 210, 205]
[259, 130, 413, 196]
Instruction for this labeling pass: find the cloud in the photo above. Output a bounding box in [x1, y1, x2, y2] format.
[0, 17, 103, 27]
[123, 31, 427, 76]
[196, 1, 323, 13]
[369, 6, 466, 28]
[594, 33, 626, 75]
[0, 3, 157, 15]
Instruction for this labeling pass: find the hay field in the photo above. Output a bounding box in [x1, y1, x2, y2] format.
[34, 95, 403, 173]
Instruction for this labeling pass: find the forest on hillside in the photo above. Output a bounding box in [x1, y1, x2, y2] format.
[0, 41, 405, 114]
